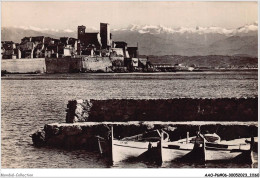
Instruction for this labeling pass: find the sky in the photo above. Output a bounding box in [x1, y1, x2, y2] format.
[1, 1, 258, 31]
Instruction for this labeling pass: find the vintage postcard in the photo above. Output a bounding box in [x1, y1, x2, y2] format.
[1, 1, 258, 177]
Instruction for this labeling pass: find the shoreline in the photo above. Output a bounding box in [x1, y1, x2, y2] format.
[1, 69, 257, 80]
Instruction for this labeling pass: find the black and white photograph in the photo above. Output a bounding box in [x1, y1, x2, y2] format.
[1, 1, 258, 177]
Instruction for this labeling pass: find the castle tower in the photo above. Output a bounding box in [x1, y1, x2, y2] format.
[100, 23, 111, 49]
[78, 25, 86, 40]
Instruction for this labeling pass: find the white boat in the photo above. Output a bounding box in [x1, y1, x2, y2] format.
[97, 127, 167, 164]
[161, 139, 194, 162]
[98, 127, 255, 164]
[112, 139, 158, 163]
[112, 129, 166, 163]
[161, 132, 200, 162]
[204, 137, 255, 162]
[161, 132, 254, 163]
[193, 133, 255, 162]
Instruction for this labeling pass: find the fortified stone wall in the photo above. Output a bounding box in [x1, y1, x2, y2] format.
[45, 58, 82, 73]
[110, 56, 125, 67]
[1, 58, 46, 73]
[66, 98, 258, 123]
[82, 57, 112, 72]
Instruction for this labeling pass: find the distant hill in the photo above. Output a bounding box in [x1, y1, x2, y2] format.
[1, 27, 76, 43]
[1, 22, 258, 57]
[112, 30, 257, 57]
[207, 36, 258, 57]
[144, 55, 258, 69]
[1, 27, 59, 43]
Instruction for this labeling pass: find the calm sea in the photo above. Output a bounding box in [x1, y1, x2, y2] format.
[1, 71, 258, 168]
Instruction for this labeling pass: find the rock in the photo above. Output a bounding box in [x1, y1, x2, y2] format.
[66, 100, 93, 123]
[66, 100, 77, 123]
[31, 130, 46, 147]
[44, 124, 60, 137]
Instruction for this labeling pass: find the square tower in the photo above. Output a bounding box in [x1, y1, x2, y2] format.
[100, 23, 111, 49]
[78, 25, 86, 40]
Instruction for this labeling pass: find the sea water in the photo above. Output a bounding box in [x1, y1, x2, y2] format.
[1, 71, 258, 168]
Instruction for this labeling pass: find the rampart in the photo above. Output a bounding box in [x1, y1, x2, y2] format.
[82, 57, 112, 72]
[1, 58, 46, 73]
[45, 58, 82, 73]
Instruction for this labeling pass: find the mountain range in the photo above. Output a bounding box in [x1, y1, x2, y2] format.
[1, 22, 258, 57]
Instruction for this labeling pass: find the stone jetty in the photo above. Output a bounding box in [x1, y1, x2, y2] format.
[32, 98, 258, 151]
[66, 98, 257, 123]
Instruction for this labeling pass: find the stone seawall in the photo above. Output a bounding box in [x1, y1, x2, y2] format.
[1, 58, 46, 73]
[32, 121, 257, 149]
[66, 98, 258, 123]
[45, 58, 82, 73]
[32, 98, 258, 149]
[45, 57, 116, 73]
[82, 57, 112, 72]
[32, 123, 110, 149]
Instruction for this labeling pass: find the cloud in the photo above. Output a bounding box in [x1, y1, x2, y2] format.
[64, 29, 74, 33]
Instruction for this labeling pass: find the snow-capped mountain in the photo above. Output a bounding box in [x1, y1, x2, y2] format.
[113, 22, 258, 36]
[112, 22, 258, 57]
[1, 22, 258, 57]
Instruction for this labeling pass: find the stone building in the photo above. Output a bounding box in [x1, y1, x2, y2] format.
[77, 25, 102, 56]
[59, 37, 78, 57]
[128, 47, 138, 58]
[113, 41, 130, 58]
[1, 41, 20, 59]
[1, 22, 145, 72]
[19, 41, 35, 58]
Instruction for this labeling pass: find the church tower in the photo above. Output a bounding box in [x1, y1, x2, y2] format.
[78, 25, 86, 40]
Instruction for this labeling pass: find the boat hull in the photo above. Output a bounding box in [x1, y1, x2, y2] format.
[112, 140, 157, 163]
[205, 149, 242, 161]
[205, 140, 251, 161]
[205, 144, 251, 161]
[161, 142, 194, 162]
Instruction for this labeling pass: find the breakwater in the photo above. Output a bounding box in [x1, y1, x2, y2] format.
[32, 98, 258, 150]
[32, 121, 257, 150]
[66, 98, 258, 122]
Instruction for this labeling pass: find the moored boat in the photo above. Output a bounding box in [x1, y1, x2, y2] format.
[112, 129, 166, 163]
[98, 127, 256, 164]
[195, 133, 255, 163]
[204, 137, 255, 162]
[112, 139, 158, 163]
[161, 131, 255, 163]
[161, 132, 194, 162]
[97, 126, 167, 164]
